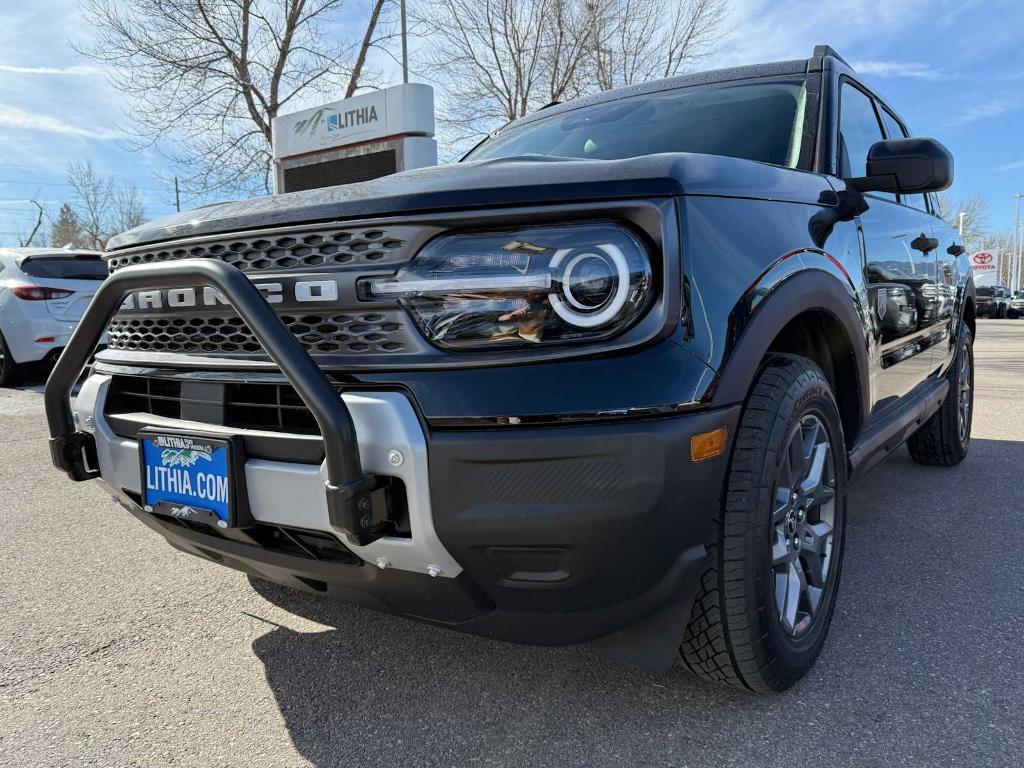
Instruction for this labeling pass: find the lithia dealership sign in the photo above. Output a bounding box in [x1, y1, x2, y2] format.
[271, 84, 435, 158]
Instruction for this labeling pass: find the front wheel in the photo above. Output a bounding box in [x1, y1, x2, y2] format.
[680, 354, 847, 692]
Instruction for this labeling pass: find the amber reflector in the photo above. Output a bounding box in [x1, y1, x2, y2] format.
[690, 426, 728, 462]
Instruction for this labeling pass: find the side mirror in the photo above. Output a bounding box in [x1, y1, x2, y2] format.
[847, 137, 953, 195]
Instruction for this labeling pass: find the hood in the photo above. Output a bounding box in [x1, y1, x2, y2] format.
[108, 153, 835, 250]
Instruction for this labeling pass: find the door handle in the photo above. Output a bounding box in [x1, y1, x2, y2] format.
[911, 235, 939, 253]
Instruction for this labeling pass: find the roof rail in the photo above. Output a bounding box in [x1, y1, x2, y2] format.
[812, 45, 849, 66]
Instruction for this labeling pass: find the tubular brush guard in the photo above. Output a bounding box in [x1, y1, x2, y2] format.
[42, 258, 382, 544]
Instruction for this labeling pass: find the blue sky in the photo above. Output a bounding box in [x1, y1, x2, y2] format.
[1, 0, 1022, 245]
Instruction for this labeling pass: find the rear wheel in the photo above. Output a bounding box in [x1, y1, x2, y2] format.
[0, 331, 21, 387]
[680, 354, 847, 692]
[907, 325, 973, 466]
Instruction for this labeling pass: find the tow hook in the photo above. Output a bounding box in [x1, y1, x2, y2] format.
[326, 478, 398, 546]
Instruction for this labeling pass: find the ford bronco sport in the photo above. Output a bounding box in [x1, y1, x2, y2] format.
[45, 46, 974, 692]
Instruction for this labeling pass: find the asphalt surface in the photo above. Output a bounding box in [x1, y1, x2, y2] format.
[2, 321, 1022, 767]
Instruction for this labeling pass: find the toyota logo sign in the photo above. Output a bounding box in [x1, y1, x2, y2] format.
[971, 251, 998, 271]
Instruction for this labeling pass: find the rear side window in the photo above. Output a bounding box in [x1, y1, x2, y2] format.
[19, 256, 108, 280]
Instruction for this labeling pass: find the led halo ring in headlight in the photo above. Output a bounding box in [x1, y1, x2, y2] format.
[548, 244, 630, 328]
[366, 223, 653, 350]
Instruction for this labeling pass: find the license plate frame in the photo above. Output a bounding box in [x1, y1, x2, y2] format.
[138, 428, 252, 529]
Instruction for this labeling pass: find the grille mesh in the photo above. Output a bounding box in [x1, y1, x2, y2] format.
[105, 227, 408, 273]
[106, 312, 407, 355]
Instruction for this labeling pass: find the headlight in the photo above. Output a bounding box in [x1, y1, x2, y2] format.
[367, 224, 653, 349]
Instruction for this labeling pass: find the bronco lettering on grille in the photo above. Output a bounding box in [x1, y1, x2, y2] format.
[119, 277, 344, 313]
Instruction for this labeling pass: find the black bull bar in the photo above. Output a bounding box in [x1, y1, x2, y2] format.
[43, 258, 382, 544]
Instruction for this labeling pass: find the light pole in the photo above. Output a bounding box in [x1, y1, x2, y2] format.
[401, 0, 409, 84]
[958, 211, 966, 236]
[1014, 193, 1023, 293]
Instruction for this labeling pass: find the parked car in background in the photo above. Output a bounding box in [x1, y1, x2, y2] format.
[1007, 291, 1024, 319]
[45, 45, 973, 693]
[975, 285, 1009, 318]
[0, 247, 107, 385]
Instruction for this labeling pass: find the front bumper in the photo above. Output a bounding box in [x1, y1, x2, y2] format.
[45, 257, 737, 666]
[5, 318, 77, 364]
[74, 371, 738, 658]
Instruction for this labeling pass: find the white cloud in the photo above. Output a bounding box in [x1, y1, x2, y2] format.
[0, 105, 123, 140]
[993, 160, 1024, 173]
[852, 61, 946, 80]
[0, 63, 100, 76]
[947, 99, 1017, 127]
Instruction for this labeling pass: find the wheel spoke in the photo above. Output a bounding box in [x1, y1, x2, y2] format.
[801, 418, 821, 459]
[772, 533, 790, 566]
[773, 489, 791, 525]
[800, 442, 828, 496]
[801, 521, 832, 589]
[782, 561, 804, 632]
[805, 520, 833, 554]
[800, 549, 826, 589]
[806, 584, 824, 614]
[787, 430, 805, 487]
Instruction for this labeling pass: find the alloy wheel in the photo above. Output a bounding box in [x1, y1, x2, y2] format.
[957, 344, 972, 445]
[771, 414, 837, 637]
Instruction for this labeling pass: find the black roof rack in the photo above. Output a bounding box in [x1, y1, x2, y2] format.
[812, 45, 849, 66]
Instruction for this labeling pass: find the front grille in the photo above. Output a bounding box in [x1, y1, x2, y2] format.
[106, 225, 410, 273]
[106, 312, 407, 356]
[108, 375, 324, 435]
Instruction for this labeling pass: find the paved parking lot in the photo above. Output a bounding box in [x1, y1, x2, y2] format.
[2, 321, 1022, 767]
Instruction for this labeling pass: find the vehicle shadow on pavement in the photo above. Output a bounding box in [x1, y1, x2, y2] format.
[245, 438, 1024, 767]
[0, 365, 50, 393]
[247, 577, 759, 767]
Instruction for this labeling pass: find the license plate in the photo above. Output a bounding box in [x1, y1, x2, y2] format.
[139, 430, 249, 529]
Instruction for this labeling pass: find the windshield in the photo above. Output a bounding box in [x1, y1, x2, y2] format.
[20, 256, 107, 281]
[466, 79, 808, 169]
[976, 287, 995, 296]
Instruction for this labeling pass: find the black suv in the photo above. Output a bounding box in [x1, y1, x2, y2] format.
[46, 45, 974, 692]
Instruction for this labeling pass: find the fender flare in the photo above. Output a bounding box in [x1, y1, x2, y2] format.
[959, 276, 977, 339]
[709, 265, 871, 439]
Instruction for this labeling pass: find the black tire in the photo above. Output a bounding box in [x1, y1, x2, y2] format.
[0, 331, 21, 387]
[907, 325, 973, 466]
[680, 354, 848, 692]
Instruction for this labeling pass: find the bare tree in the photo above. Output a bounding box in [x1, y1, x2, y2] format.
[68, 161, 115, 250]
[79, 0, 393, 197]
[65, 161, 147, 249]
[16, 198, 46, 247]
[419, 0, 728, 152]
[419, 0, 559, 144]
[590, 0, 728, 90]
[113, 184, 146, 234]
[936, 193, 991, 246]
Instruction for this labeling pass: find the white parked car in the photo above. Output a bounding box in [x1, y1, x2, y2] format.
[0, 247, 107, 385]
